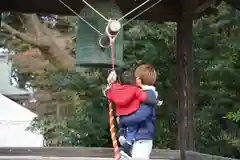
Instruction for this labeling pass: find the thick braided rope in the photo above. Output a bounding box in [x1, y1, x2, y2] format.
[109, 40, 120, 160]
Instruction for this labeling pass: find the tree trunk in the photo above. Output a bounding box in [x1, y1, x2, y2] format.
[2, 14, 75, 71]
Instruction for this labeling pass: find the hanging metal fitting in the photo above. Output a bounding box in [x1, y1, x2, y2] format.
[106, 20, 121, 40]
[99, 19, 121, 48]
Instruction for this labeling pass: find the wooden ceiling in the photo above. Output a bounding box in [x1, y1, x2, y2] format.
[0, 0, 225, 22]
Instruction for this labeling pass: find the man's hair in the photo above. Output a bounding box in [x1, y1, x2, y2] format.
[134, 64, 156, 85]
[120, 70, 135, 85]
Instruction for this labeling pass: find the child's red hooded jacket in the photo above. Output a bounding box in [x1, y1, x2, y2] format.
[107, 82, 147, 116]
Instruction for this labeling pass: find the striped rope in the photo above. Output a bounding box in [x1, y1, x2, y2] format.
[109, 40, 120, 160]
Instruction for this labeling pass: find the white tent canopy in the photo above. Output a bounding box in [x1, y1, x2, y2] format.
[0, 93, 43, 147]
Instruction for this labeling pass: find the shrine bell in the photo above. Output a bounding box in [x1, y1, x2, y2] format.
[0, 51, 30, 100]
[76, 2, 124, 68]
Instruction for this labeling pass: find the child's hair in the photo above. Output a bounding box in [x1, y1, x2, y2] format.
[119, 70, 135, 85]
[134, 64, 157, 85]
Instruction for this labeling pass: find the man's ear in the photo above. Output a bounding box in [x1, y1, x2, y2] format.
[136, 77, 142, 85]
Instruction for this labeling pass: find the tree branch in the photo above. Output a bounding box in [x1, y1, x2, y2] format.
[1, 21, 74, 71]
[22, 14, 61, 37]
[2, 14, 88, 72]
[1, 22, 48, 48]
[11, 54, 55, 73]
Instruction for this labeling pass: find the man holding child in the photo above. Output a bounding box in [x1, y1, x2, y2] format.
[106, 64, 162, 159]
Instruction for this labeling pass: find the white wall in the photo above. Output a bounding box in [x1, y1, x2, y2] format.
[0, 94, 43, 147]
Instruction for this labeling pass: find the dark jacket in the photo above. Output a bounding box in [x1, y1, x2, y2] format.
[119, 89, 157, 140]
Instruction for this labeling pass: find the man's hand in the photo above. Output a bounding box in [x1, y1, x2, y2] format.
[116, 117, 120, 124]
[158, 100, 163, 106]
[107, 70, 117, 84]
[118, 136, 126, 146]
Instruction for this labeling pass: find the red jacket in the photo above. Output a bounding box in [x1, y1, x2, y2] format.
[107, 83, 147, 116]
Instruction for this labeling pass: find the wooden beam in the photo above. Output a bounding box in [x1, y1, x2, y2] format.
[182, 0, 217, 19]
[193, 0, 216, 15]
[0, 0, 177, 22]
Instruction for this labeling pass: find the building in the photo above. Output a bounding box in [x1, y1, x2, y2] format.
[0, 93, 44, 147]
[0, 50, 43, 147]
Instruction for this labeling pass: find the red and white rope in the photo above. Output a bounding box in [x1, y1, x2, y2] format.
[109, 37, 120, 160]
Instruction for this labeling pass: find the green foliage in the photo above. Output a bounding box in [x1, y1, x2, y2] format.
[123, 21, 178, 149]
[122, 3, 240, 157]
[27, 99, 111, 147]
[26, 69, 113, 147]
[193, 3, 240, 157]
[7, 2, 240, 158]
[58, 98, 110, 147]
[226, 111, 240, 123]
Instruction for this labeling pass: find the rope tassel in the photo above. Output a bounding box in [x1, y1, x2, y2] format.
[108, 36, 120, 160]
[109, 102, 120, 160]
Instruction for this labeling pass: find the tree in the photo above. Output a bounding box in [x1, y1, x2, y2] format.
[1, 2, 240, 158]
[1, 13, 76, 71]
[193, 3, 240, 157]
[123, 2, 240, 157]
[1, 13, 111, 146]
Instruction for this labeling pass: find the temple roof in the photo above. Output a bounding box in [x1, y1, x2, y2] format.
[0, 87, 30, 101]
[1, 0, 237, 22]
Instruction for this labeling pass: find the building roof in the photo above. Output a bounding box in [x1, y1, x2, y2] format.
[0, 93, 36, 121]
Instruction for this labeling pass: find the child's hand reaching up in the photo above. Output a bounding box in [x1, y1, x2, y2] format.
[107, 70, 117, 84]
[102, 71, 117, 96]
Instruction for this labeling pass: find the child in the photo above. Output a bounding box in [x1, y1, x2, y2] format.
[107, 70, 157, 116]
[106, 69, 160, 158]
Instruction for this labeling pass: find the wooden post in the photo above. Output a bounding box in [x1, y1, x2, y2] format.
[176, 0, 196, 159]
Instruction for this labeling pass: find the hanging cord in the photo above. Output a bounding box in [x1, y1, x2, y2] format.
[123, 0, 163, 26]
[110, 39, 115, 71]
[57, 0, 161, 34]
[82, 0, 152, 23]
[82, 0, 109, 22]
[117, 0, 150, 21]
[57, 0, 103, 35]
[108, 40, 120, 160]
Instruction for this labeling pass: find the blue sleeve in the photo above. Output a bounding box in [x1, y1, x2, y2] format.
[119, 104, 151, 125]
[142, 90, 158, 105]
[119, 90, 157, 125]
